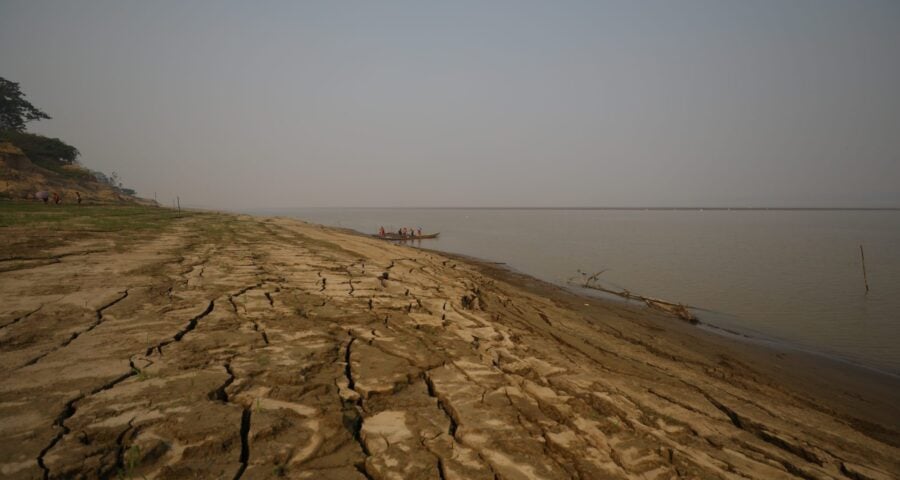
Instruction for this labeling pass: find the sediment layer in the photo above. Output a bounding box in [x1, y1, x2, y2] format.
[1, 212, 897, 479]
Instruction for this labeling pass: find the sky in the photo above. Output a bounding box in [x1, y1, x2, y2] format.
[1, 0, 898, 209]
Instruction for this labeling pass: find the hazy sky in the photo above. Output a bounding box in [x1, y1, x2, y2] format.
[2, 0, 898, 208]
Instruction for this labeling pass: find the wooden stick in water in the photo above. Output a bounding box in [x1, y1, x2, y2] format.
[860, 244, 869, 294]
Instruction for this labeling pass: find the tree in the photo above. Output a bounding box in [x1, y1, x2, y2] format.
[0, 77, 51, 132]
[0, 77, 78, 163]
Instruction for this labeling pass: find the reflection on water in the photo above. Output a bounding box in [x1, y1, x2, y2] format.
[255, 208, 900, 375]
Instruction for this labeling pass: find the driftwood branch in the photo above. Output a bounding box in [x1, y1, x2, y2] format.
[570, 270, 697, 324]
[859, 245, 869, 294]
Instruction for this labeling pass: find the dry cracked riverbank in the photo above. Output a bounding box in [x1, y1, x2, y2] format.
[1, 210, 898, 479]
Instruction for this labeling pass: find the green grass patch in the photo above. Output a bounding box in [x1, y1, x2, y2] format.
[0, 201, 194, 231]
[191, 213, 242, 243]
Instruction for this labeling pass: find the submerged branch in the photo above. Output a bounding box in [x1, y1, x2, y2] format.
[571, 270, 698, 324]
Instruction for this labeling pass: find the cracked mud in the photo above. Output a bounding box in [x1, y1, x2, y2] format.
[1, 213, 898, 479]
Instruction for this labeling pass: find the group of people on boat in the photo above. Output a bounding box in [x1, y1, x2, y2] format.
[378, 226, 422, 238]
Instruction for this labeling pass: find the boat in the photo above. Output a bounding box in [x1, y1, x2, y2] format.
[373, 232, 440, 241]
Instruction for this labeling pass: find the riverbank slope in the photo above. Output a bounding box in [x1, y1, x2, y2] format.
[1, 204, 897, 479]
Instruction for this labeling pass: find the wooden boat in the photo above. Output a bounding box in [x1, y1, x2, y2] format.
[374, 232, 440, 241]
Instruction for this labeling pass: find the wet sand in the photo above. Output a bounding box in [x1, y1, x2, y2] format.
[1, 211, 898, 479]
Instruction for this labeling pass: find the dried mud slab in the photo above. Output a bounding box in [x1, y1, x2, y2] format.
[0, 213, 898, 479]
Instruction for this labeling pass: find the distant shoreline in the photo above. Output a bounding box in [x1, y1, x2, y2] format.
[257, 206, 900, 211]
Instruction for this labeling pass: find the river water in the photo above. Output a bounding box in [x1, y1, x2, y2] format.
[254, 208, 900, 376]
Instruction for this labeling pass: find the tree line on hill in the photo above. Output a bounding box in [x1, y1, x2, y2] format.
[0, 76, 134, 195]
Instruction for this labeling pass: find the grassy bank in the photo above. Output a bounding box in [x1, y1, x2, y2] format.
[0, 201, 190, 230]
[0, 201, 202, 264]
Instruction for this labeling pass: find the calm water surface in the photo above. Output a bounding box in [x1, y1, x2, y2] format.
[256, 208, 900, 375]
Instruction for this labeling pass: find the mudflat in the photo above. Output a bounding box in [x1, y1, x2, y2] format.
[1, 204, 897, 479]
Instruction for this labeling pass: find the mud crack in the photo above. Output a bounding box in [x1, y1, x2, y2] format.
[0, 249, 106, 263]
[24, 290, 129, 367]
[423, 371, 459, 438]
[210, 363, 236, 402]
[704, 392, 823, 467]
[233, 408, 252, 480]
[37, 368, 137, 479]
[345, 336, 357, 392]
[341, 334, 376, 479]
[1, 304, 43, 331]
[151, 299, 215, 355]
[111, 418, 136, 478]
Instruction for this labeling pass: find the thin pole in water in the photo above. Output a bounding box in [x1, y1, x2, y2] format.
[177, 196, 181, 211]
[859, 244, 869, 294]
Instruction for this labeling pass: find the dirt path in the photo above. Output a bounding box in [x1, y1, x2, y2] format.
[1, 213, 897, 479]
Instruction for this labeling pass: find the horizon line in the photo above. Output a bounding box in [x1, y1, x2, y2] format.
[249, 206, 900, 211]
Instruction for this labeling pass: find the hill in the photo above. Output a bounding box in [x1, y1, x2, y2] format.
[0, 141, 153, 205]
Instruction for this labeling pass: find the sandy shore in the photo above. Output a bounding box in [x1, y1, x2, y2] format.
[1, 208, 898, 479]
